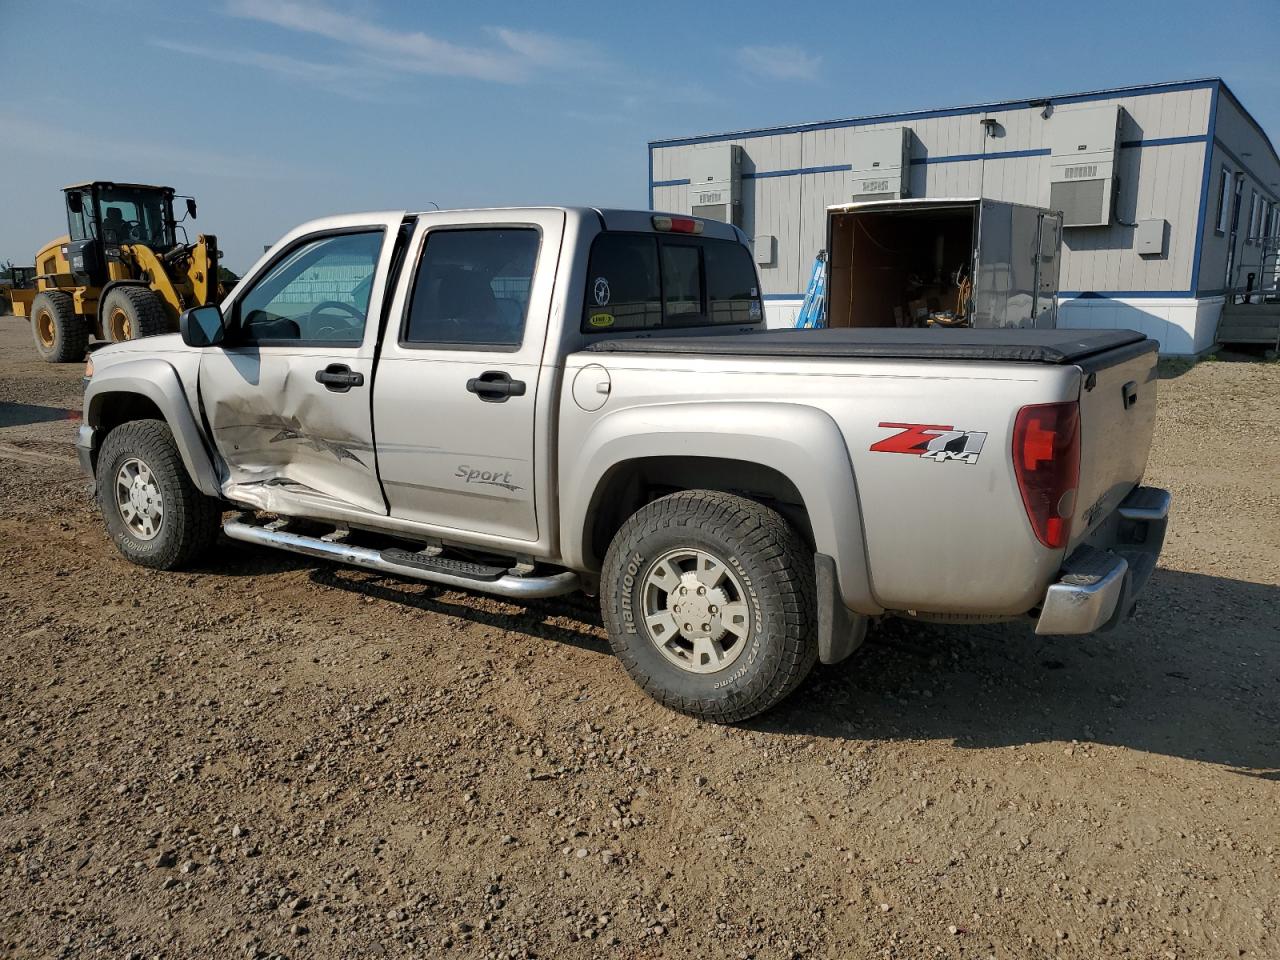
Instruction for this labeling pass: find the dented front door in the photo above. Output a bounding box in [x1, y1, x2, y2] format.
[199, 217, 405, 516]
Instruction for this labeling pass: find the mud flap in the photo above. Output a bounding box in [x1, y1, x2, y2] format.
[816, 553, 867, 664]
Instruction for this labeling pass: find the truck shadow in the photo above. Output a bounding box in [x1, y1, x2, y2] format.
[0, 401, 80, 428]
[246, 553, 1278, 778]
[309, 566, 610, 655]
[758, 568, 1280, 780]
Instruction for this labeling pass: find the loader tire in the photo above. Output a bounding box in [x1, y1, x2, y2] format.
[30, 290, 89, 363]
[96, 419, 222, 570]
[601, 490, 818, 723]
[103, 286, 169, 343]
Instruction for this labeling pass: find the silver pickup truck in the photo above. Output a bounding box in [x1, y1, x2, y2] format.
[79, 207, 1171, 722]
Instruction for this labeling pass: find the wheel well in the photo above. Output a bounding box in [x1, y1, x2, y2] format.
[94, 392, 164, 440]
[584, 456, 814, 569]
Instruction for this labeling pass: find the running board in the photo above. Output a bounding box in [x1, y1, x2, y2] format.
[222, 518, 579, 600]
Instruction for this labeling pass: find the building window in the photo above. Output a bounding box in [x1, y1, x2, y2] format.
[1248, 190, 1259, 243]
[1215, 168, 1230, 235]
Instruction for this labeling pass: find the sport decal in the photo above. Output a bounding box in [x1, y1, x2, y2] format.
[869, 422, 988, 465]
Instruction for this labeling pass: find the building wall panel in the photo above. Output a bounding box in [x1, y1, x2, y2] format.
[651, 82, 1273, 311]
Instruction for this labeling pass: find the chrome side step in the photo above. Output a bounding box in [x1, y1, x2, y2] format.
[222, 518, 579, 600]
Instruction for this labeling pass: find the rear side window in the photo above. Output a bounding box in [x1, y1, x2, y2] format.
[582, 233, 761, 333]
[404, 228, 541, 348]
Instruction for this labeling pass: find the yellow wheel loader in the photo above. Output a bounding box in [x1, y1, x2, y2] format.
[0, 264, 36, 316]
[17, 182, 225, 362]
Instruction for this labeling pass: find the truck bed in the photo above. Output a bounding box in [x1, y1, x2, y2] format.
[583, 327, 1152, 366]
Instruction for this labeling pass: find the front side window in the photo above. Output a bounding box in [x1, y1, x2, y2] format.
[97, 187, 174, 248]
[237, 231, 382, 344]
[582, 233, 761, 333]
[403, 228, 541, 347]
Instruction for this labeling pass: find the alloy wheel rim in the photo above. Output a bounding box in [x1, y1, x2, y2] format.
[641, 547, 752, 674]
[37, 312, 55, 347]
[109, 308, 131, 341]
[114, 457, 163, 540]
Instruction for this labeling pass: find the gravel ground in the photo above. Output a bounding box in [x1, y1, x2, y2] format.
[0, 315, 1277, 960]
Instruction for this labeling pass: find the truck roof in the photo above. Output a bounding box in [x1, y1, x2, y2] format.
[398, 206, 744, 243]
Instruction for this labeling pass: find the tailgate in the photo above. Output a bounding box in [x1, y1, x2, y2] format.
[1070, 342, 1160, 548]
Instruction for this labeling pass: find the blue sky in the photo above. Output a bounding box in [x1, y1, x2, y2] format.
[1, 0, 1276, 272]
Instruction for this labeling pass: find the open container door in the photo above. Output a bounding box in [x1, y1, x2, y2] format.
[1032, 210, 1063, 328]
[825, 200, 978, 329]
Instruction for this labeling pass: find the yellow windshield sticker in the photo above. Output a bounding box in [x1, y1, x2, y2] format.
[589, 313, 615, 328]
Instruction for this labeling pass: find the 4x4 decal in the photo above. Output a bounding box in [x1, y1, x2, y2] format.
[870, 422, 988, 465]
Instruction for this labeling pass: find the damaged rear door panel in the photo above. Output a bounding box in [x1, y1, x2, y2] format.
[198, 214, 407, 516]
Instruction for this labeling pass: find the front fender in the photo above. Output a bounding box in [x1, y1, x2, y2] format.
[84, 357, 221, 496]
[562, 401, 880, 615]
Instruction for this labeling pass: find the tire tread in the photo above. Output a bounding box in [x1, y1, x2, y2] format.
[601, 490, 817, 723]
[97, 419, 220, 569]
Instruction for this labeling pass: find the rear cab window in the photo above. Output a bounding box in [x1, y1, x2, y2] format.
[583, 233, 762, 333]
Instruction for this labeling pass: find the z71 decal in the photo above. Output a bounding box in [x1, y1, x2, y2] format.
[869, 422, 988, 465]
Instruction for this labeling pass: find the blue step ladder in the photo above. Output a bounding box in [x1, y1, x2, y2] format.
[795, 250, 828, 328]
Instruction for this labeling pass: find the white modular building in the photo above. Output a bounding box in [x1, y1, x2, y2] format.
[648, 78, 1280, 355]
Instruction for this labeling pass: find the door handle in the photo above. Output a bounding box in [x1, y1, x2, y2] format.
[466, 370, 526, 403]
[315, 363, 364, 392]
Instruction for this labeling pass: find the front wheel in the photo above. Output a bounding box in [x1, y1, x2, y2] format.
[600, 491, 818, 723]
[102, 286, 169, 343]
[30, 290, 89, 363]
[96, 419, 222, 569]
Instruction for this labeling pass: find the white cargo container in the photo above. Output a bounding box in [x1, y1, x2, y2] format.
[823, 198, 1063, 330]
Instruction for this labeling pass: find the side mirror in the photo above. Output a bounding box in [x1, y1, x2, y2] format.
[179, 305, 226, 348]
[186, 197, 197, 219]
[67, 192, 83, 214]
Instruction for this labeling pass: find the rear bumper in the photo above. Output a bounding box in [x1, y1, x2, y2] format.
[1035, 486, 1171, 635]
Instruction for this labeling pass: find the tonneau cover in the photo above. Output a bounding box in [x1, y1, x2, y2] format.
[582, 327, 1150, 365]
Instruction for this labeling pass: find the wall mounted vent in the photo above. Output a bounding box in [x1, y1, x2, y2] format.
[849, 127, 912, 201]
[1049, 105, 1121, 227]
[687, 144, 743, 225]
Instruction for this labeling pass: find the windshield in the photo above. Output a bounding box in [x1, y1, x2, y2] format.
[96, 186, 175, 248]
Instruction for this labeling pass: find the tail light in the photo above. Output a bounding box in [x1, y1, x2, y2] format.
[1012, 401, 1080, 549]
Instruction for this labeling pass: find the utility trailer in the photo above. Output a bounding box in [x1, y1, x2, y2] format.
[823, 198, 1063, 330]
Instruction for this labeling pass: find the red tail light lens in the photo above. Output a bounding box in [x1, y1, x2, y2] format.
[1012, 401, 1080, 549]
[651, 215, 704, 234]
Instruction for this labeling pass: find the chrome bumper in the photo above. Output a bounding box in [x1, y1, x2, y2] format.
[1035, 486, 1171, 635]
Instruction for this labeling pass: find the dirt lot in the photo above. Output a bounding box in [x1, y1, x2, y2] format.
[0, 315, 1276, 960]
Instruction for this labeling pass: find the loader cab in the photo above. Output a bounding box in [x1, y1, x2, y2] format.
[62, 181, 180, 286]
[3, 265, 34, 288]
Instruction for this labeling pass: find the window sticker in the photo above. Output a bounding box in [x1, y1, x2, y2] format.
[593, 277, 611, 306]
[589, 312, 615, 328]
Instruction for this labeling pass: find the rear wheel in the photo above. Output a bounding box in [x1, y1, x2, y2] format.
[30, 290, 89, 363]
[600, 490, 818, 723]
[103, 286, 169, 343]
[96, 419, 221, 570]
